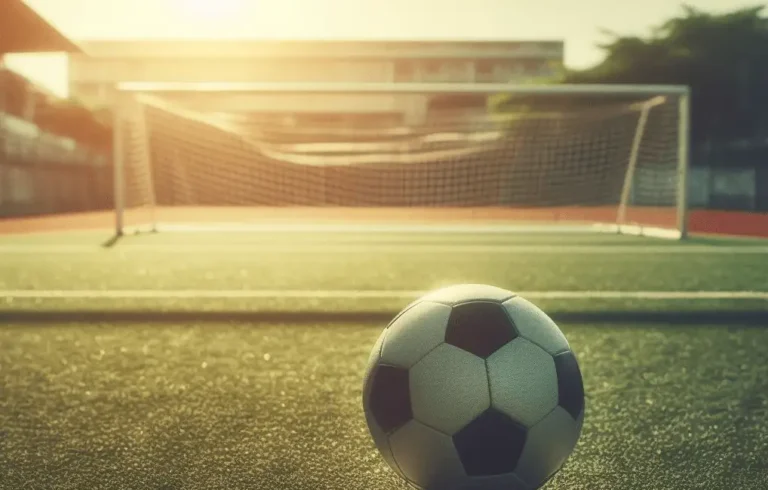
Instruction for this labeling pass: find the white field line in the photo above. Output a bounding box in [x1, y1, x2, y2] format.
[2, 244, 768, 255]
[155, 222, 684, 238]
[1, 290, 767, 300]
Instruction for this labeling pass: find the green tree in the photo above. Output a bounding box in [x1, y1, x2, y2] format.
[565, 5, 768, 145]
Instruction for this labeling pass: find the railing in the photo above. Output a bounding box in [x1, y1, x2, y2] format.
[0, 112, 112, 218]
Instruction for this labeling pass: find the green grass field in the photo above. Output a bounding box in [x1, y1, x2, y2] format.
[1, 229, 767, 489]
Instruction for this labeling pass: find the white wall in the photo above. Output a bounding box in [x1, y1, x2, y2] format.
[688, 166, 757, 210]
[69, 59, 397, 84]
[67, 40, 565, 122]
[629, 165, 758, 210]
[159, 92, 430, 120]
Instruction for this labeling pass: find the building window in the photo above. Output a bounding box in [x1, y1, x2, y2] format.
[521, 59, 545, 74]
[475, 60, 495, 76]
[395, 61, 415, 82]
[422, 60, 442, 74]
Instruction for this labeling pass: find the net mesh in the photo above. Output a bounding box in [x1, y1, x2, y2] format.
[116, 89, 682, 233]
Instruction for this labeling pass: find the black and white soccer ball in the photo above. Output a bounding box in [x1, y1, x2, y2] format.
[362, 284, 585, 490]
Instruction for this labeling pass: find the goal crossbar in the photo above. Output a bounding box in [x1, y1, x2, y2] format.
[116, 81, 690, 97]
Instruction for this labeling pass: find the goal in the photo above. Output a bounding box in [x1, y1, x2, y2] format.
[111, 82, 690, 239]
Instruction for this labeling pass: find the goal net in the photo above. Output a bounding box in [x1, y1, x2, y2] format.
[112, 82, 690, 238]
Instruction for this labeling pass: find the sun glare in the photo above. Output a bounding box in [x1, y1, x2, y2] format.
[181, 0, 243, 19]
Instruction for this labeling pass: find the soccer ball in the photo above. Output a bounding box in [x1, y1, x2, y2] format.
[362, 284, 584, 490]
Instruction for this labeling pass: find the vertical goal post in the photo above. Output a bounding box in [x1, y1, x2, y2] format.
[676, 91, 691, 239]
[111, 81, 691, 239]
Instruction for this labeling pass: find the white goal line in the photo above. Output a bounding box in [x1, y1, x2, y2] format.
[1, 290, 766, 300]
[2, 245, 768, 255]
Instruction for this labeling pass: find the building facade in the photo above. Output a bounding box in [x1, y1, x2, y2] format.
[69, 40, 564, 124]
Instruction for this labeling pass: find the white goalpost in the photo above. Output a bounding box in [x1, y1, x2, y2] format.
[111, 82, 691, 239]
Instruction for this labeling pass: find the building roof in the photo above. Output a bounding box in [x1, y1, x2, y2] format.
[77, 39, 564, 60]
[0, 0, 81, 54]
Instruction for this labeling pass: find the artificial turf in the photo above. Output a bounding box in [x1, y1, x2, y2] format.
[1, 322, 767, 490]
[2, 237, 768, 293]
[0, 230, 767, 489]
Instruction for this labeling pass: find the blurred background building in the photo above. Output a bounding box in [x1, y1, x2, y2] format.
[68, 40, 565, 125]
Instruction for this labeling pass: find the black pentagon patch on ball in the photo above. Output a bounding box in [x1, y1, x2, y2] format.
[445, 302, 518, 358]
[368, 365, 413, 433]
[453, 408, 528, 476]
[554, 351, 585, 420]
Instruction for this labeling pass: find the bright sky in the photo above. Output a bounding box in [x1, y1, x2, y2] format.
[3, 0, 754, 98]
